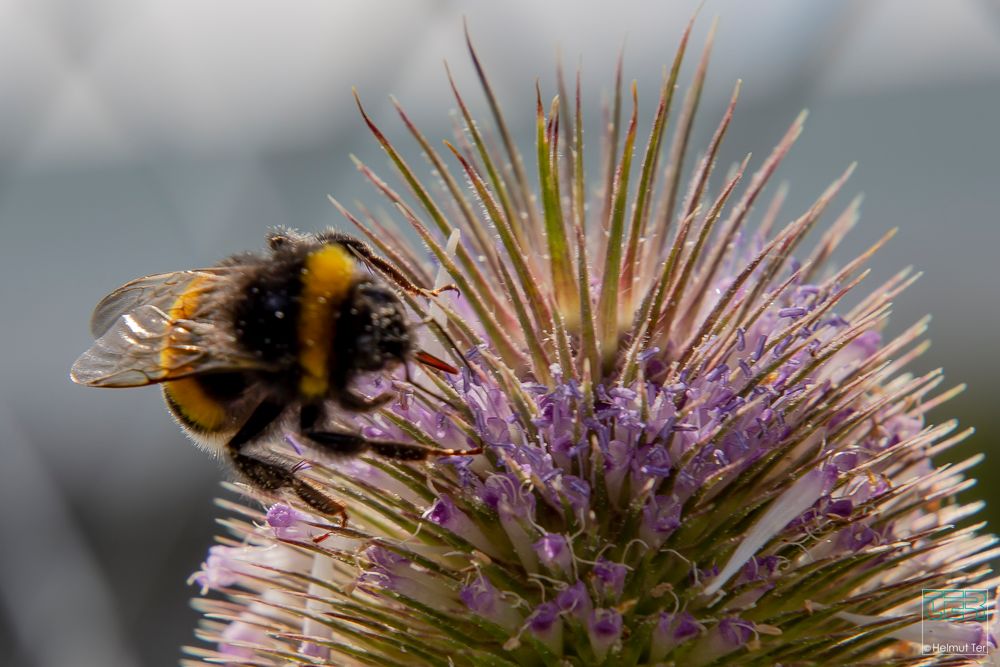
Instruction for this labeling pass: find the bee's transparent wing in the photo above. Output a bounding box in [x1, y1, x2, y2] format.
[72, 304, 270, 388]
[89, 268, 235, 337]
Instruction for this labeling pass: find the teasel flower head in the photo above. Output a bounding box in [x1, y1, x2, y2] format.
[184, 18, 997, 667]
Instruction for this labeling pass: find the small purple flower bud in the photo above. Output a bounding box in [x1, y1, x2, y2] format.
[650, 612, 701, 661]
[587, 608, 623, 660]
[424, 494, 493, 554]
[687, 616, 754, 665]
[526, 601, 563, 652]
[528, 601, 560, 634]
[482, 416, 510, 445]
[266, 503, 299, 528]
[481, 474, 535, 521]
[460, 574, 501, 616]
[835, 523, 878, 551]
[674, 613, 701, 642]
[635, 444, 672, 479]
[640, 494, 682, 548]
[266, 503, 311, 540]
[825, 498, 853, 518]
[559, 475, 591, 516]
[358, 546, 412, 593]
[738, 555, 780, 584]
[461, 574, 520, 630]
[365, 545, 409, 571]
[603, 439, 632, 504]
[358, 545, 463, 611]
[481, 474, 540, 571]
[427, 493, 456, 525]
[190, 545, 244, 592]
[719, 617, 755, 647]
[556, 581, 593, 620]
[591, 558, 627, 600]
[534, 533, 573, 573]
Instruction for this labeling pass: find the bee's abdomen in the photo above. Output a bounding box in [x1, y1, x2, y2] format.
[163, 372, 246, 433]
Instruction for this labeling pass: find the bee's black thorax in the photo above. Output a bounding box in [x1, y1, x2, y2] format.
[198, 371, 248, 399]
[232, 252, 306, 366]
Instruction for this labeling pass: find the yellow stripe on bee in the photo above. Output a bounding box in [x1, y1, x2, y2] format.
[160, 277, 229, 431]
[298, 244, 355, 398]
[163, 377, 229, 430]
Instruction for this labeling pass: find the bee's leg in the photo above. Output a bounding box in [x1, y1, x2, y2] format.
[303, 426, 482, 460]
[231, 453, 347, 525]
[300, 403, 373, 456]
[228, 401, 347, 524]
[288, 479, 347, 525]
[300, 401, 367, 457]
[304, 429, 425, 460]
[299, 402, 323, 432]
[300, 403, 389, 457]
[337, 389, 394, 412]
[324, 231, 458, 297]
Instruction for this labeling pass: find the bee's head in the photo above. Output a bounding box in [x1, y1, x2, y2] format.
[338, 281, 412, 373]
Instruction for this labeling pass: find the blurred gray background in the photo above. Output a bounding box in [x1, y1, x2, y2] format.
[0, 1, 998, 665]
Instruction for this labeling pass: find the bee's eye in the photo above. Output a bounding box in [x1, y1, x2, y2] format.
[267, 230, 291, 249]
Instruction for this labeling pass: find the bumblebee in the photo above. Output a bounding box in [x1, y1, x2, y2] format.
[71, 229, 470, 522]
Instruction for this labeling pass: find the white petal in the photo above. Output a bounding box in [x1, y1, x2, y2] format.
[704, 467, 828, 596]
